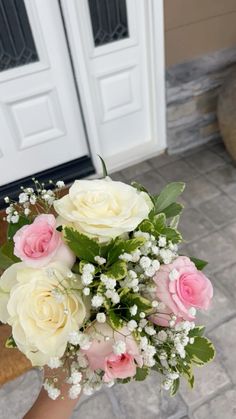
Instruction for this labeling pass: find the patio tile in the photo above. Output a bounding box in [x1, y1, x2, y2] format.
[73, 392, 117, 419]
[185, 149, 226, 173]
[196, 284, 236, 330]
[179, 356, 230, 409]
[148, 152, 181, 169]
[131, 170, 166, 194]
[209, 317, 236, 384]
[215, 262, 236, 299]
[206, 163, 236, 192]
[112, 373, 187, 419]
[208, 142, 232, 162]
[186, 231, 235, 274]
[181, 176, 220, 206]
[156, 159, 198, 183]
[119, 160, 151, 180]
[178, 207, 214, 243]
[198, 194, 236, 227]
[110, 170, 127, 182]
[220, 220, 236, 245]
[193, 388, 236, 419]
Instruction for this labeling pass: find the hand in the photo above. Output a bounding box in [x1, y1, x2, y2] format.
[24, 366, 80, 419]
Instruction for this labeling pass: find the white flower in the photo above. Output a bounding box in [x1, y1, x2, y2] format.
[105, 290, 120, 304]
[160, 249, 173, 264]
[139, 336, 148, 350]
[4, 197, 10, 203]
[130, 305, 138, 316]
[54, 178, 153, 242]
[43, 381, 61, 400]
[24, 208, 31, 216]
[131, 249, 141, 262]
[151, 246, 159, 255]
[91, 295, 104, 308]
[56, 181, 65, 189]
[11, 214, 19, 224]
[77, 351, 89, 368]
[113, 340, 126, 355]
[47, 357, 63, 369]
[68, 331, 81, 345]
[94, 256, 106, 265]
[81, 272, 93, 285]
[188, 307, 196, 317]
[144, 326, 156, 336]
[119, 252, 133, 262]
[83, 263, 95, 274]
[70, 371, 82, 385]
[152, 300, 159, 308]
[139, 312, 145, 319]
[30, 194, 37, 205]
[0, 262, 89, 366]
[189, 337, 194, 344]
[167, 372, 179, 380]
[169, 269, 180, 281]
[157, 330, 167, 342]
[127, 320, 138, 332]
[101, 274, 116, 290]
[162, 379, 173, 391]
[68, 384, 81, 399]
[145, 266, 156, 277]
[19, 192, 28, 203]
[140, 256, 151, 269]
[158, 236, 167, 247]
[96, 313, 106, 323]
[83, 384, 94, 396]
[152, 260, 160, 271]
[83, 287, 90, 296]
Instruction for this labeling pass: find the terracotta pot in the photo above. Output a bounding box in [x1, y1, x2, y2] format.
[218, 67, 236, 160]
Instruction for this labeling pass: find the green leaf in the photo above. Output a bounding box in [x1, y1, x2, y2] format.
[170, 378, 180, 396]
[190, 257, 208, 271]
[0, 241, 20, 270]
[106, 260, 127, 280]
[170, 215, 180, 230]
[131, 181, 149, 195]
[64, 228, 100, 263]
[107, 237, 146, 265]
[185, 337, 215, 366]
[108, 309, 123, 329]
[7, 215, 30, 240]
[134, 367, 149, 381]
[162, 202, 184, 218]
[189, 326, 206, 338]
[5, 335, 17, 348]
[138, 219, 155, 234]
[98, 155, 108, 177]
[122, 293, 152, 313]
[153, 213, 166, 232]
[181, 364, 195, 389]
[162, 227, 182, 244]
[154, 182, 185, 213]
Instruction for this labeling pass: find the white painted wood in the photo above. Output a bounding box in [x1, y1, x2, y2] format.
[0, 0, 89, 186]
[61, 0, 166, 173]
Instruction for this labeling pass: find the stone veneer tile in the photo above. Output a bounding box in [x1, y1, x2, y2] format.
[112, 373, 187, 419]
[198, 194, 236, 227]
[186, 231, 235, 274]
[193, 388, 236, 419]
[209, 317, 236, 385]
[179, 356, 230, 409]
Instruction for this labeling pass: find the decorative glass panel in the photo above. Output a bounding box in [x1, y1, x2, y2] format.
[88, 0, 129, 47]
[0, 0, 38, 72]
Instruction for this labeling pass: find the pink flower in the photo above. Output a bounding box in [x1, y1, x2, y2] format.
[13, 214, 75, 268]
[82, 322, 142, 383]
[151, 256, 213, 327]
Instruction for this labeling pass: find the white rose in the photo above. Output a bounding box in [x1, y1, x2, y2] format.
[0, 262, 89, 366]
[54, 178, 153, 241]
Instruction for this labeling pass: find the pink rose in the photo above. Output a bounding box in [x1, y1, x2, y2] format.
[82, 322, 142, 382]
[13, 214, 75, 268]
[151, 256, 213, 327]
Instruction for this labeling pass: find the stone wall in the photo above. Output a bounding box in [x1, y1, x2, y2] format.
[166, 47, 236, 153]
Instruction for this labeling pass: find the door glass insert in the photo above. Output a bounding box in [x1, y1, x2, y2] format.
[88, 0, 129, 47]
[0, 0, 39, 72]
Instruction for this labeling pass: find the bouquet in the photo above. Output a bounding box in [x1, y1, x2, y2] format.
[0, 162, 215, 400]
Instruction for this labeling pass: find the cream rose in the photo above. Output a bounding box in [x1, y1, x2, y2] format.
[54, 178, 153, 241]
[0, 262, 89, 366]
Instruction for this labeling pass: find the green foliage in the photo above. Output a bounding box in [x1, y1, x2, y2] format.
[190, 257, 208, 271]
[152, 213, 182, 243]
[105, 260, 127, 280]
[134, 367, 149, 381]
[185, 337, 215, 366]
[131, 181, 149, 195]
[170, 378, 180, 396]
[138, 219, 155, 234]
[5, 335, 17, 348]
[7, 216, 30, 240]
[107, 237, 146, 265]
[108, 309, 123, 329]
[0, 241, 20, 270]
[121, 293, 152, 313]
[98, 155, 108, 177]
[64, 228, 100, 263]
[154, 182, 185, 213]
[162, 202, 184, 218]
[188, 326, 206, 338]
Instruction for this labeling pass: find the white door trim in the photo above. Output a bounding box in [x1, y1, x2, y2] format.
[60, 0, 166, 174]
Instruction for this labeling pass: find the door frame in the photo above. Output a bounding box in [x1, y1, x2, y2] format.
[60, 0, 167, 174]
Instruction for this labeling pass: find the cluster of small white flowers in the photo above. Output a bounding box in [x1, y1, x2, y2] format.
[139, 336, 156, 367]
[105, 289, 120, 304]
[94, 256, 106, 265]
[91, 295, 104, 308]
[96, 312, 106, 323]
[129, 304, 138, 316]
[68, 331, 91, 350]
[43, 380, 61, 400]
[113, 340, 126, 355]
[101, 274, 116, 290]
[81, 263, 95, 286]
[121, 270, 139, 292]
[5, 204, 20, 224]
[47, 357, 63, 369]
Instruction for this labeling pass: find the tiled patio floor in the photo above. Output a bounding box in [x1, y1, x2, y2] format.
[1, 141, 236, 419]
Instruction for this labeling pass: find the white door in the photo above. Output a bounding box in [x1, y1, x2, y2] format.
[61, 0, 166, 172]
[0, 0, 89, 187]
